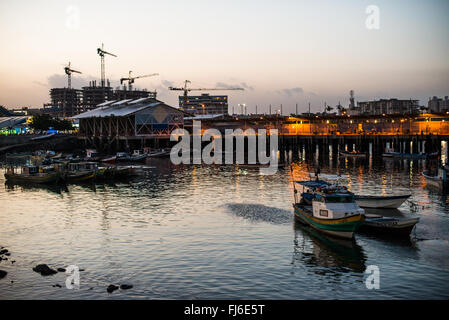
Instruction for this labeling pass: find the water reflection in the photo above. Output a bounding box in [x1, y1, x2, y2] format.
[4, 180, 67, 195]
[292, 220, 366, 274]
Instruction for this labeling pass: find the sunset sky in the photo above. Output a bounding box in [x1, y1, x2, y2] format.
[0, 0, 448, 114]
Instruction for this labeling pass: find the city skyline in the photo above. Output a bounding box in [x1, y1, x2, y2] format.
[0, 0, 448, 113]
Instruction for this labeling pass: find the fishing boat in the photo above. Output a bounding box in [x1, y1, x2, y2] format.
[115, 152, 131, 162]
[114, 165, 136, 177]
[147, 148, 171, 158]
[293, 180, 365, 239]
[101, 155, 116, 164]
[130, 150, 149, 162]
[115, 151, 149, 163]
[354, 194, 411, 209]
[359, 213, 419, 237]
[390, 151, 439, 159]
[382, 147, 401, 158]
[422, 168, 448, 191]
[63, 162, 96, 182]
[84, 149, 101, 162]
[339, 151, 367, 158]
[5, 152, 32, 159]
[4, 165, 61, 184]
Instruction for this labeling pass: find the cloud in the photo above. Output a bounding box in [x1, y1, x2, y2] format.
[240, 82, 254, 91]
[161, 80, 174, 87]
[281, 87, 304, 96]
[215, 82, 251, 90]
[47, 74, 99, 89]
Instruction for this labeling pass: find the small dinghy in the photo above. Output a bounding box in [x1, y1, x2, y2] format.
[354, 194, 411, 209]
[339, 151, 367, 158]
[422, 168, 448, 191]
[359, 214, 419, 237]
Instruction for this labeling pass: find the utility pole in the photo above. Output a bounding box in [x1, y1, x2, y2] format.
[256, 105, 258, 115]
[269, 104, 272, 115]
[308, 102, 311, 115]
[296, 103, 298, 115]
[281, 104, 283, 115]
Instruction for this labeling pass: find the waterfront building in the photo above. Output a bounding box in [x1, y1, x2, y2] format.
[428, 96, 449, 114]
[350, 99, 419, 116]
[179, 93, 228, 116]
[73, 97, 185, 150]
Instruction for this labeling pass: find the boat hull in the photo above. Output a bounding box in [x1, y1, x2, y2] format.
[64, 170, 96, 182]
[293, 204, 365, 239]
[422, 171, 446, 190]
[355, 195, 410, 209]
[4, 171, 61, 184]
[339, 151, 366, 158]
[359, 217, 419, 237]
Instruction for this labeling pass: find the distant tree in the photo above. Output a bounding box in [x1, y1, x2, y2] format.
[29, 114, 73, 131]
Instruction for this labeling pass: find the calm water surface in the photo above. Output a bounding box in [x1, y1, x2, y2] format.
[1, 156, 449, 299]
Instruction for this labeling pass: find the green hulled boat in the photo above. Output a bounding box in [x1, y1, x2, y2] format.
[293, 180, 365, 239]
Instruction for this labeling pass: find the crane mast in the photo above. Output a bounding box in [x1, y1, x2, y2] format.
[97, 43, 117, 87]
[64, 62, 82, 89]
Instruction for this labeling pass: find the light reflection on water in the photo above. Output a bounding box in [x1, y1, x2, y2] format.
[1, 156, 449, 299]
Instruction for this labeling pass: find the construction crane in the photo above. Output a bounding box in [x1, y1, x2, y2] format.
[168, 80, 244, 99]
[97, 43, 117, 87]
[64, 62, 82, 89]
[120, 71, 159, 91]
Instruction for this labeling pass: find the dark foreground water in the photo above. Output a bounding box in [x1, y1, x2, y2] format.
[1, 156, 449, 299]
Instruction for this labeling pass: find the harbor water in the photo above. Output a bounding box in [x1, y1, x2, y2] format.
[1, 156, 449, 299]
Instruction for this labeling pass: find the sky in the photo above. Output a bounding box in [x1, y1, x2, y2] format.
[0, 0, 448, 114]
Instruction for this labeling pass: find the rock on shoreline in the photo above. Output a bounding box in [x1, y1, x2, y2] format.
[33, 264, 58, 276]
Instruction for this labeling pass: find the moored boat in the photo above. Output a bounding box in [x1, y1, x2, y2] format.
[5, 152, 32, 159]
[359, 213, 419, 237]
[293, 180, 365, 239]
[101, 155, 116, 164]
[4, 165, 61, 184]
[339, 151, 367, 158]
[422, 168, 448, 191]
[63, 162, 96, 182]
[354, 194, 411, 209]
[146, 148, 171, 158]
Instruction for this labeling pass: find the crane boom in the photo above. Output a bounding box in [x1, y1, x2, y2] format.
[120, 71, 159, 90]
[168, 80, 244, 98]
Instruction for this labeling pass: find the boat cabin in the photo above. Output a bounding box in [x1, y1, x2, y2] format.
[22, 165, 39, 175]
[312, 192, 364, 219]
[68, 162, 98, 172]
[86, 149, 100, 158]
[296, 179, 364, 219]
[116, 152, 129, 158]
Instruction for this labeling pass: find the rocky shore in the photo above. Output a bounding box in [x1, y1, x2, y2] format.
[1, 245, 134, 294]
